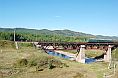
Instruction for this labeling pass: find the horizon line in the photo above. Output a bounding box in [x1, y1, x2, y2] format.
[0, 27, 118, 37]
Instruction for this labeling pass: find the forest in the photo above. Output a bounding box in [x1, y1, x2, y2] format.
[1, 28, 117, 42]
[0, 31, 89, 42]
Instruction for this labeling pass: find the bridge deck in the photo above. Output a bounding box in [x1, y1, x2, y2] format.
[37, 42, 118, 50]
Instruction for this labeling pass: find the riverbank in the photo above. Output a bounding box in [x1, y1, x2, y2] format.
[54, 50, 76, 58]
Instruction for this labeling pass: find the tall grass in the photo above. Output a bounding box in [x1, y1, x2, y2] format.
[85, 50, 103, 58]
[18, 42, 33, 47]
[14, 53, 68, 71]
[0, 40, 15, 49]
[112, 48, 118, 61]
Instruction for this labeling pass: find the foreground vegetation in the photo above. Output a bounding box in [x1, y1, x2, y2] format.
[0, 40, 118, 78]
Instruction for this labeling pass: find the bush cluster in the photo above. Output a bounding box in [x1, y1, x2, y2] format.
[0, 40, 15, 48]
[14, 56, 68, 71]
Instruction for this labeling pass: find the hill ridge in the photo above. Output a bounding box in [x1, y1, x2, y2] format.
[0, 28, 118, 40]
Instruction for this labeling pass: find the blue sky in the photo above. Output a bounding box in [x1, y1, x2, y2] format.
[0, 0, 118, 36]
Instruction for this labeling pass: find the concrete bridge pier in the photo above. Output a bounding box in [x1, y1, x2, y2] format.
[76, 45, 85, 63]
[104, 45, 112, 62]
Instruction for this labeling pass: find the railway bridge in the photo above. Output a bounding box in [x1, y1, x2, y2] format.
[35, 42, 118, 63]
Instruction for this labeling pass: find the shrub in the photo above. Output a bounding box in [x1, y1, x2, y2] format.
[28, 59, 37, 67]
[32, 56, 68, 71]
[0, 40, 15, 49]
[14, 58, 28, 67]
[48, 59, 55, 69]
[14, 55, 68, 71]
[49, 59, 62, 68]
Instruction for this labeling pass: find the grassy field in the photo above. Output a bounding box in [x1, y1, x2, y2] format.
[0, 41, 118, 78]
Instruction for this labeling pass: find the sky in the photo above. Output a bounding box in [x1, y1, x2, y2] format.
[0, 0, 118, 36]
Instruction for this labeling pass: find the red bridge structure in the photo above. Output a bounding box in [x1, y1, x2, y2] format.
[34, 41, 118, 63]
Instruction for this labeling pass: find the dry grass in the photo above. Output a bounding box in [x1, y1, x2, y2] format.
[62, 49, 104, 58]
[0, 41, 117, 78]
[85, 50, 103, 58]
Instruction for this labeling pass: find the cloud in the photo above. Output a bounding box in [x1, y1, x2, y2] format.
[55, 16, 61, 18]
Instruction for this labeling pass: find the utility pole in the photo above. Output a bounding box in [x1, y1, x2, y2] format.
[14, 28, 18, 49]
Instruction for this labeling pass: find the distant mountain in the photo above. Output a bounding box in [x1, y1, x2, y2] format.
[0, 28, 118, 40]
[95, 35, 118, 40]
[53, 29, 94, 37]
